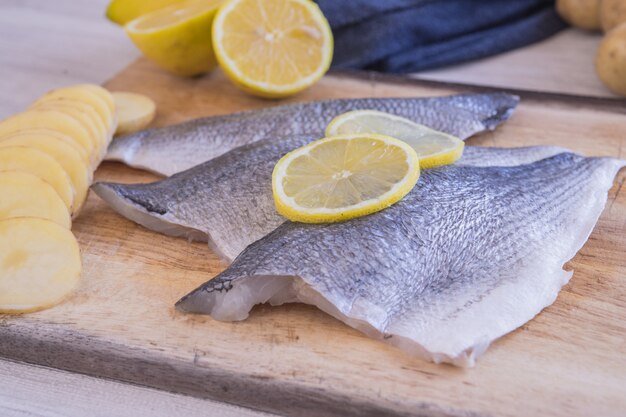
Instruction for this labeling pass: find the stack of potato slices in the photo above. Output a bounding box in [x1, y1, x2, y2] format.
[0, 84, 117, 314]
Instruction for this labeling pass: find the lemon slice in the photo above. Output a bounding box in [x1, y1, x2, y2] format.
[212, 0, 333, 98]
[125, 0, 222, 77]
[273, 134, 420, 223]
[326, 110, 465, 169]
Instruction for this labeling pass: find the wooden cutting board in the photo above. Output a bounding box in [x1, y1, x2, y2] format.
[1, 58, 625, 417]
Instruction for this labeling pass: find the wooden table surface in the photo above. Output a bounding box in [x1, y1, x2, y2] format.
[0, 1, 619, 416]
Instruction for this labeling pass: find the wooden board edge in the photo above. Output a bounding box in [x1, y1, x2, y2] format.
[102, 58, 625, 115]
[0, 322, 486, 417]
[329, 70, 626, 114]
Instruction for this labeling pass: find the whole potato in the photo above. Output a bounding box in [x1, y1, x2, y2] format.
[556, 0, 601, 30]
[600, 0, 626, 32]
[596, 23, 626, 96]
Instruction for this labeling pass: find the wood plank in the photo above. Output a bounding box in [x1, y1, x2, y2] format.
[1, 58, 625, 417]
[0, 0, 138, 119]
[0, 360, 275, 417]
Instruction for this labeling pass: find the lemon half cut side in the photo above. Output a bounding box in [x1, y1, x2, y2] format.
[212, 0, 333, 98]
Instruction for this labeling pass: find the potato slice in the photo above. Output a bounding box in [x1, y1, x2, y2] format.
[77, 84, 116, 114]
[0, 171, 71, 229]
[36, 86, 116, 140]
[61, 84, 117, 139]
[112, 92, 156, 135]
[32, 104, 104, 161]
[0, 135, 91, 214]
[0, 146, 75, 213]
[0, 217, 81, 314]
[31, 99, 108, 157]
[0, 110, 97, 165]
[0, 128, 90, 165]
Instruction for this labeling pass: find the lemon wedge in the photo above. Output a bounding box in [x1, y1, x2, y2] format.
[212, 0, 333, 98]
[125, 0, 223, 77]
[326, 110, 465, 169]
[272, 134, 420, 223]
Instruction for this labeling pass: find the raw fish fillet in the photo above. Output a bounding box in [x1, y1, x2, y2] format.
[105, 93, 518, 176]
[176, 154, 625, 366]
[93, 138, 567, 263]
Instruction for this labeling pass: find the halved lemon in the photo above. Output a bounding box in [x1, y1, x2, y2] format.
[326, 110, 465, 169]
[106, 0, 186, 25]
[272, 134, 420, 223]
[212, 0, 333, 98]
[125, 0, 222, 77]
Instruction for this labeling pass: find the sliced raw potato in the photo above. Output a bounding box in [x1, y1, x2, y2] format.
[0, 128, 90, 166]
[37, 86, 116, 138]
[77, 84, 115, 115]
[76, 84, 118, 152]
[0, 171, 71, 229]
[112, 92, 156, 135]
[0, 146, 75, 213]
[0, 110, 98, 165]
[0, 217, 81, 314]
[0, 135, 91, 213]
[31, 99, 108, 154]
[31, 104, 104, 162]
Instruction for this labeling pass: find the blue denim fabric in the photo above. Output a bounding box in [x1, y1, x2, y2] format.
[316, 0, 566, 72]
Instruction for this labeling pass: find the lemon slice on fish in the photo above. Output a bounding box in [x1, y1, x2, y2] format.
[272, 134, 420, 223]
[212, 0, 333, 98]
[326, 110, 465, 169]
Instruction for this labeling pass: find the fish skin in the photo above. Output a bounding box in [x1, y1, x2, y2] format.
[457, 145, 571, 167]
[176, 154, 626, 366]
[93, 137, 568, 263]
[95, 135, 312, 261]
[105, 93, 519, 176]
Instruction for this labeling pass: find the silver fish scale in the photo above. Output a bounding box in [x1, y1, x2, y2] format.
[176, 154, 625, 365]
[100, 135, 315, 260]
[105, 93, 519, 176]
[180, 153, 592, 307]
[95, 137, 569, 263]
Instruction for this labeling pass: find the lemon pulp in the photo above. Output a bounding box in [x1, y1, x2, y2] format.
[212, 0, 333, 97]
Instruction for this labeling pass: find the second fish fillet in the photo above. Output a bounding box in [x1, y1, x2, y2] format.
[93, 139, 568, 263]
[176, 154, 625, 366]
[105, 93, 519, 176]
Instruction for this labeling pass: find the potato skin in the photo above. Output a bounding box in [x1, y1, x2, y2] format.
[596, 23, 626, 96]
[556, 0, 601, 30]
[600, 0, 626, 32]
